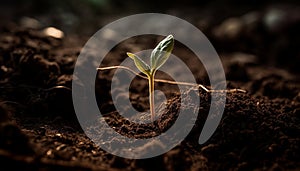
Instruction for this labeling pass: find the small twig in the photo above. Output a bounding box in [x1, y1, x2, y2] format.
[97, 66, 247, 93]
[0, 85, 71, 92]
[0, 101, 27, 109]
[44, 85, 72, 92]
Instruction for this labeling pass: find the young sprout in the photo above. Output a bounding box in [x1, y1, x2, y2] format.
[127, 35, 174, 122]
[97, 35, 246, 122]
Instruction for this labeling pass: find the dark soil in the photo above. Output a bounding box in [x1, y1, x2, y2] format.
[0, 3, 300, 170]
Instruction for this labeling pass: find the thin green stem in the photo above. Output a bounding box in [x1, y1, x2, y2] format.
[148, 74, 155, 122]
[97, 65, 247, 122]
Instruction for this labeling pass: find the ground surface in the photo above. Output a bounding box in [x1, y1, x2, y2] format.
[0, 3, 300, 170]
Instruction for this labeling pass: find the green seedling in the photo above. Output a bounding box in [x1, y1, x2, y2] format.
[127, 35, 174, 121]
[97, 35, 246, 122]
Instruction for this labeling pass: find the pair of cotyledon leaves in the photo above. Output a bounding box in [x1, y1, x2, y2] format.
[127, 35, 174, 77]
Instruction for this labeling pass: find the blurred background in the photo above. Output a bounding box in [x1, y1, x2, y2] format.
[0, 0, 299, 72]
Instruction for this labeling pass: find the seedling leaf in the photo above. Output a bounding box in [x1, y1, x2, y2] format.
[126, 52, 150, 75]
[126, 35, 174, 122]
[150, 35, 174, 72]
